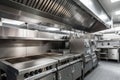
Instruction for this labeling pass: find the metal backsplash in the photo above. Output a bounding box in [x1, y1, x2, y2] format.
[0, 40, 27, 59]
[0, 26, 66, 59]
[0, 40, 52, 59]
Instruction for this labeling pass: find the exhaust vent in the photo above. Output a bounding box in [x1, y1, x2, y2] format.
[10, 0, 72, 18]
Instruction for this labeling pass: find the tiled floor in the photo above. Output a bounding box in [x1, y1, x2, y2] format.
[85, 61, 120, 80]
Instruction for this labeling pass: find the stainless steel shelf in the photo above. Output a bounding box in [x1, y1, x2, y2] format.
[97, 47, 120, 49]
[97, 39, 120, 42]
[0, 26, 69, 41]
[0, 36, 67, 41]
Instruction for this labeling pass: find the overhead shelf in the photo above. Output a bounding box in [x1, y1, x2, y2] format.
[0, 36, 68, 41]
[0, 26, 69, 42]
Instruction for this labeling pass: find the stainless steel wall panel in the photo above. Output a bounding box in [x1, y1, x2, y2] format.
[0, 40, 26, 59]
[26, 41, 51, 56]
[0, 40, 53, 59]
[0, 46, 26, 58]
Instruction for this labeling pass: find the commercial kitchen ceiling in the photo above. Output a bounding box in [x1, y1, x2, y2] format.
[98, 0, 120, 23]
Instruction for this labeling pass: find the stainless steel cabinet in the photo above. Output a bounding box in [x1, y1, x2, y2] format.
[91, 54, 98, 68]
[72, 62, 82, 80]
[108, 49, 120, 61]
[58, 66, 72, 80]
[36, 73, 56, 80]
[84, 60, 93, 74]
[92, 58, 98, 67]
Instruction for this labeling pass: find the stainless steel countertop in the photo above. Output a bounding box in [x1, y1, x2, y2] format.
[1, 53, 83, 72]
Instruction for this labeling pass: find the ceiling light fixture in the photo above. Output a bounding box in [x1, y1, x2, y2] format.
[111, 0, 120, 3]
[115, 10, 120, 15]
[99, 14, 108, 20]
[46, 27, 60, 31]
[61, 30, 71, 34]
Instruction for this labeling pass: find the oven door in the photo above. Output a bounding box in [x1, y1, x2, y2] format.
[72, 61, 82, 80]
[58, 66, 72, 80]
[35, 73, 56, 80]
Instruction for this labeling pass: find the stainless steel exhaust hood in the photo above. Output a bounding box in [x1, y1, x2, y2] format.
[0, 0, 107, 32]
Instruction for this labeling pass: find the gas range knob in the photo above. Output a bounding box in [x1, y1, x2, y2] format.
[24, 73, 29, 78]
[30, 71, 34, 76]
[38, 69, 42, 73]
[46, 67, 49, 70]
[34, 70, 39, 74]
[49, 66, 52, 69]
